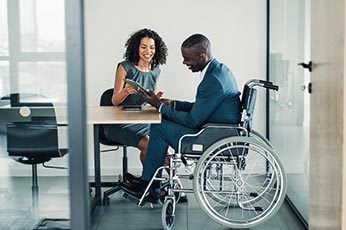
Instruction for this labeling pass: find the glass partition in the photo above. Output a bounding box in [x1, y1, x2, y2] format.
[0, 61, 10, 98]
[0, 0, 8, 56]
[0, 0, 70, 228]
[19, 0, 65, 52]
[269, 0, 310, 225]
[18, 61, 67, 102]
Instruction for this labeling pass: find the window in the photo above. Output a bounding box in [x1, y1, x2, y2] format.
[0, 0, 9, 56]
[19, 0, 65, 52]
[0, 0, 66, 104]
[0, 61, 10, 96]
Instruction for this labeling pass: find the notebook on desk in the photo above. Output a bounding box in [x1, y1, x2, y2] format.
[121, 104, 143, 111]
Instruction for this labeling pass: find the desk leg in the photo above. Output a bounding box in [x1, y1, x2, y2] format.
[93, 124, 101, 205]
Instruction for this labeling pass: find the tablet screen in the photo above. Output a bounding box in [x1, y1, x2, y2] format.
[124, 79, 150, 95]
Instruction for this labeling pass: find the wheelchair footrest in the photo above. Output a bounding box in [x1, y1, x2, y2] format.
[120, 184, 158, 206]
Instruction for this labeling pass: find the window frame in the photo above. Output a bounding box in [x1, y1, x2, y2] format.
[1, 0, 66, 105]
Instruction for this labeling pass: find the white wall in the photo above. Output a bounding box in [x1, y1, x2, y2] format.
[83, 0, 267, 175]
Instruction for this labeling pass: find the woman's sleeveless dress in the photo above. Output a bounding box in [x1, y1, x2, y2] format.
[104, 60, 160, 147]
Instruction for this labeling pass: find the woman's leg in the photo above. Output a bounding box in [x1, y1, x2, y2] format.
[138, 135, 149, 165]
[104, 124, 150, 165]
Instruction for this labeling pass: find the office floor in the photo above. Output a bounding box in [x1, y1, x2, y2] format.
[0, 176, 306, 230]
[271, 125, 310, 223]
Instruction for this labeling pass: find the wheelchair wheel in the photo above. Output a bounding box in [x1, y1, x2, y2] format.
[193, 136, 286, 229]
[250, 129, 275, 150]
[161, 198, 175, 230]
[199, 137, 277, 206]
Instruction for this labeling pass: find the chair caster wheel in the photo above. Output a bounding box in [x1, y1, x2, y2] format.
[123, 192, 129, 199]
[89, 188, 93, 196]
[103, 196, 110, 205]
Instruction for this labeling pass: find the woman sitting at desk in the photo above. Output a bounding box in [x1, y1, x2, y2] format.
[104, 28, 168, 164]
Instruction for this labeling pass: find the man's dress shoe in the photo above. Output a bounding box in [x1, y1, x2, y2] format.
[124, 172, 142, 184]
[121, 174, 159, 204]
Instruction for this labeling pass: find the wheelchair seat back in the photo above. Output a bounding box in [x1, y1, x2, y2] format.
[180, 124, 241, 155]
[240, 85, 257, 132]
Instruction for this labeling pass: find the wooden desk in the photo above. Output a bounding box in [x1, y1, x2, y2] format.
[85, 106, 160, 206]
[56, 105, 160, 125]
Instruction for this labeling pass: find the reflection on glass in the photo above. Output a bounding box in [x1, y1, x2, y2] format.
[0, 0, 9, 55]
[0, 1, 69, 228]
[0, 61, 10, 97]
[18, 62, 67, 103]
[20, 0, 65, 52]
[269, 0, 310, 225]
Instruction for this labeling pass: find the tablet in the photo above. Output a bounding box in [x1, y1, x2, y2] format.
[124, 79, 149, 95]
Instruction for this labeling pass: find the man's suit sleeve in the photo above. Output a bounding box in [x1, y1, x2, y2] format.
[161, 76, 224, 129]
[175, 101, 193, 111]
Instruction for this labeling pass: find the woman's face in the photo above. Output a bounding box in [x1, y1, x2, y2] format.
[138, 36, 156, 63]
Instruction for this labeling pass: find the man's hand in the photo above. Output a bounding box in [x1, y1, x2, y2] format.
[140, 89, 162, 109]
[156, 91, 164, 98]
[160, 98, 173, 106]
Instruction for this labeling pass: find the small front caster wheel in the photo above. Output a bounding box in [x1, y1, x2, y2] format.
[161, 199, 175, 230]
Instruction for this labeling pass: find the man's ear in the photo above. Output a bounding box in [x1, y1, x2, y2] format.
[199, 53, 206, 61]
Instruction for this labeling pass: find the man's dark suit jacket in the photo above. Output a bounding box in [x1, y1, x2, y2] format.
[161, 59, 241, 129]
[141, 59, 242, 181]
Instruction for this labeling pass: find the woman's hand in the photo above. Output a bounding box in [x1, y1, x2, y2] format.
[123, 84, 137, 96]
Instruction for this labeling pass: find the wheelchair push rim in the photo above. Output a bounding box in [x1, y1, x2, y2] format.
[193, 136, 286, 229]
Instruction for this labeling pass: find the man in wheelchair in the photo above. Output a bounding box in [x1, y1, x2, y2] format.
[123, 33, 242, 204]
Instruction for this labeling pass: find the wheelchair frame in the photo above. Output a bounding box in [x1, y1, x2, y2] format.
[137, 79, 286, 229]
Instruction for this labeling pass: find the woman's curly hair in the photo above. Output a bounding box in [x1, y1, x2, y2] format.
[124, 28, 168, 69]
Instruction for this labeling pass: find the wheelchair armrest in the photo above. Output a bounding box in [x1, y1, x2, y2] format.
[202, 123, 239, 128]
[178, 123, 244, 155]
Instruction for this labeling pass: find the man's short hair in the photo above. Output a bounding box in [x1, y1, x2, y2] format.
[181, 34, 211, 54]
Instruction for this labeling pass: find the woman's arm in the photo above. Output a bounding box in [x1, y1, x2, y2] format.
[111, 64, 136, 106]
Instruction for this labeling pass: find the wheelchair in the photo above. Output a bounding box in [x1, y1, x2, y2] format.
[136, 79, 286, 229]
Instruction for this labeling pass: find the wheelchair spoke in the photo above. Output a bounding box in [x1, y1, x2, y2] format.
[193, 136, 286, 228]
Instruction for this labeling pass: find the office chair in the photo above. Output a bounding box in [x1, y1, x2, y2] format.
[5, 94, 68, 210]
[96, 88, 128, 205]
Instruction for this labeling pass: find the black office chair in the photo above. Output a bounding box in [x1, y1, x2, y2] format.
[97, 88, 128, 205]
[5, 94, 68, 209]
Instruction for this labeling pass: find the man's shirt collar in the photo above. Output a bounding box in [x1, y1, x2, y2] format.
[200, 59, 213, 79]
